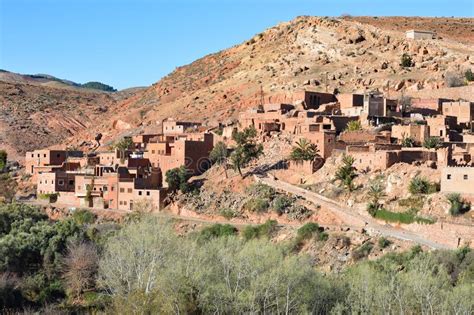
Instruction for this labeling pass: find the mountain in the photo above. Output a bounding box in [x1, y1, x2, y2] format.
[2, 16, 473, 159]
[76, 16, 473, 145]
[0, 70, 117, 92]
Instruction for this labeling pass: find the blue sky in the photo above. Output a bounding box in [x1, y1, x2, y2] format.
[1, 0, 473, 90]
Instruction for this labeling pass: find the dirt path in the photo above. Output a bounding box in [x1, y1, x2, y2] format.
[255, 175, 452, 250]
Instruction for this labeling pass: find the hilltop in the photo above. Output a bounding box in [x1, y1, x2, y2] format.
[64, 16, 473, 147]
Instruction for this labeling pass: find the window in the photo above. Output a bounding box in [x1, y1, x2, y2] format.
[146, 191, 150, 196]
[152, 150, 155, 154]
[127, 188, 133, 193]
[56, 153, 60, 158]
[44, 154, 46, 158]
[58, 179, 64, 186]
[447, 174, 451, 180]
[464, 174, 468, 180]
[69, 180, 74, 185]
[124, 201, 127, 205]
[111, 186, 114, 191]
[119, 201, 123, 205]
[138, 191, 142, 196]
[31, 154, 34, 158]
[103, 186, 108, 192]
[120, 188, 125, 193]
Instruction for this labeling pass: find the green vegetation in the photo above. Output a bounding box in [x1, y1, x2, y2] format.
[72, 209, 97, 225]
[209, 141, 229, 177]
[0, 150, 6, 171]
[345, 120, 362, 132]
[335, 154, 357, 191]
[398, 195, 425, 209]
[352, 242, 374, 260]
[373, 208, 435, 225]
[408, 176, 438, 194]
[112, 137, 134, 162]
[38, 192, 59, 202]
[401, 136, 416, 147]
[401, 53, 413, 67]
[198, 224, 237, 243]
[219, 207, 239, 220]
[447, 193, 471, 216]
[272, 195, 293, 214]
[0, 173, 17, 203]
[243, 198, 270, 213]
[445, 72, 466, 87]
[0, 203, 472, 313]
[378, 237, 392, 248]
[81, 81, 117, 92]
[423, 136, 441, 149]
[242, 220, 278, 240]
[366, 181, 385, 216]
[246, 182, 276, 199]
[290, 138, 318, 161]
[465, 68, 474, 82]
[230, 126, 263, 177]
[165, 166, 191, 193]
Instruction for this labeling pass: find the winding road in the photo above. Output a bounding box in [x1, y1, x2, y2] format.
[255, 175, 452, 250]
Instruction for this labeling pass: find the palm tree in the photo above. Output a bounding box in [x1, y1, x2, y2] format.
[334, 154, 357, 191]
[290, 138, 319, 161]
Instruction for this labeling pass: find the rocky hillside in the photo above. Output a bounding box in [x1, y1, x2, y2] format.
[65, 16, 473, 147]
[3, 16, 474, 155]
[0, 80, 144, 160]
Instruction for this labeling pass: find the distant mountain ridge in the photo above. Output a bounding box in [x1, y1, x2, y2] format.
[0, 69, 117, 92]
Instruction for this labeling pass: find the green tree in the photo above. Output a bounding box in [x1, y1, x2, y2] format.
[230, 126, 263, 177]
[367, 181, 385, 216]
[345, 120, 362, 132]
[81, 81, 117, 92]
[335, 154, 357, 191]
[165, 166, 191, 193]
[401, 136, 416, 147]
[290, 138, 319, 161]
[209, 141, 229, 178]
[0, 150, 6, 171]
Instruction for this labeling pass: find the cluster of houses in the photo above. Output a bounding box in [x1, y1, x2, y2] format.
[26, 89, 474, 211]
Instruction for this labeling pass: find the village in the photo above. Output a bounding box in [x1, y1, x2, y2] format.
[25, 84, 474, 213]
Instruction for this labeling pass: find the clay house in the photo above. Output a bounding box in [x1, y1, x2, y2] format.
[425, 115, 459, 141]
[296, 130, 336, 159]
[441, 101, 474, 130]
[405, 30, 436, 40]
[363, 93, 400, 117]
[338, 130, 392, 146]
[441, 166, 474, 195]
[162, 118, 202, 135]
[410, 98, 451, 116]
[144, 132, 214, 186]
[300, 91, 337, 110]
[25, 149, 83, 177]
[391, 124, 430, 145]
[337, 93, 364, 116]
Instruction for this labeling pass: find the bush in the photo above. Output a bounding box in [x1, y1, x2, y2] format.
[445, 72, 466, 87]
[345, 120, 362, 132]
[465, 69, 474, 82]
[219, 208, 239, 220]
[423, 137, 441, 149]
[272, 195, 293, 214]
[378, 237, 392, 249]
[401, 53, 413, 67]
[242, 220, 277, 240]
[447, 193, 471, 216]
[0, 150, 6, 171]
[243, 198, 269, 213]
[72, 209, 96, 225]
[198, 224, 237, 243]
[297, 223, 321, 240]
[38, 193, 58, 203]
[81, 81, 116, 92]
[287, 205, 312, 221]
[408, 176, 438, 194]
[246, 183, 275, 200]
[401, 136, 416, 148]
[352, 242, 374, 260]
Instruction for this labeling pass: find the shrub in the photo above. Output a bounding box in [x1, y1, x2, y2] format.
[408, 176, 437, 194]
[198, 224, 237, 243]
[398, 196, 425, 209]
[334, 154, 357, 191]
[38, 193, 58, 203]
[378, 237, 392, 249]
[352, 242, 374, 260]
[401, 53, 413, 67]
[246, 183, 275, 200]
[345, 120, 362, 132]
[219, 208, 239, 220]
[423, 137, 441, 149]
[243, 198, 269, 213]
[447, 193, 471, 216]
[242, 220, 277, 240]
[72, 209, 96, 225]
[297, 222, 321, 240]
[287, 205, 312, 221]
[81, 81, 116, 92]
[401, 136, 416, 148]
[445, 72, 466, 87]
[272, 195, 293, 214]
[0, 150, 6, 171]
[465, 69, 474, 82]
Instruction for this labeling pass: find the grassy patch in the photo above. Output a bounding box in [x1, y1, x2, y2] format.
[242, 220, 277, 241]
[198, 224, 237, 243]
[398, 196, 424, 209]
[374, 208, 435, 225]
